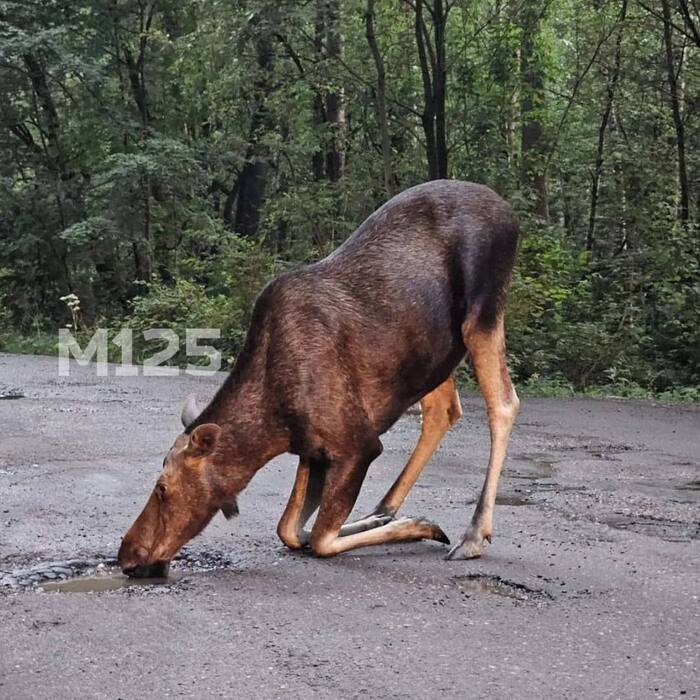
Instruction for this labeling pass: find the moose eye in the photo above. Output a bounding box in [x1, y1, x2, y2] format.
[155, 483, 167, 500]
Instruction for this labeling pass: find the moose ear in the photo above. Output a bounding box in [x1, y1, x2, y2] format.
[220, 498, 239, 520]
[187, 423, 221, 456]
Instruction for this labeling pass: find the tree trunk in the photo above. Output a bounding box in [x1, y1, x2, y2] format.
[433, 0, 448, 179]
[324, 0, 346, 181]
[22, 52, 73, 291]
[413, 0, 450, 180]
[120, 1, 156, 130]
[587, 0, 627, 252]
[115, 1, 157, 277]
[312, 0, 347, 182]
[233, 24, 276, 236]
[611, 104, 629, 252]
[519, 2, 549, 219]
[661, 0, 690, 225]
[678, 0, 700, 49]
[365, 0, 393, 195]
[312, 4, 327, 181]
[22, 53, 66, 179]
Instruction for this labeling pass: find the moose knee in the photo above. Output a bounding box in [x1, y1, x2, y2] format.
[505, 388, 520, 421]
[309, 533, 338, 558]
[490, 395, 519, 429]
[423, 403, 459, 433]
[277, 521, 303, 550]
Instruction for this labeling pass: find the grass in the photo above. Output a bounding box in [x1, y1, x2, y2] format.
[0, 331, 57, 357]
[455, 367, 700, 404]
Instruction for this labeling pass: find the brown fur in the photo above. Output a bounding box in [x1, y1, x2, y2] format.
[118, 180, 519, 575]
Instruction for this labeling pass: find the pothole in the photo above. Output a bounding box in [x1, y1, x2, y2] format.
[0, 549, 247, 592]
[0, 387, 24, 400]
[601, 514, 699, 542]
[511, 452, 558, 480]
[633, 479, 700, 504]
[453, 574, 552, 603]
[496, 493, 532, 507]
[0, 557, 116, 590]
[465, 492, 532, 507]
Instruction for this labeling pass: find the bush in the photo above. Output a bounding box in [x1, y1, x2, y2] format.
[119, 233, 281, 366]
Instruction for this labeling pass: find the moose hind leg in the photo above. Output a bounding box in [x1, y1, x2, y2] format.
[376, 376, 462, 517]
[447, 316, 519, 560]
[339, 377, 462, 537]
[310, 443, 448, 558]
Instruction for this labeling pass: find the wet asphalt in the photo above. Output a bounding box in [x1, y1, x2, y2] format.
[0, 352, 698, 699]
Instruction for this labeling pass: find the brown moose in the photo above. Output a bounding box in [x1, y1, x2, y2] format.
[118, 180, 520, 577]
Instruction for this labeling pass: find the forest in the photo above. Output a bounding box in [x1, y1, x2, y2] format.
[0, 0, 698, 398]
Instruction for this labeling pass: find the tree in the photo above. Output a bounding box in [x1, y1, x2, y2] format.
[312, 0, 347, 182]
[232, 11, 277, 237]
[660, 0, 690, 225]
[587, 0, 628, 252]
[519, 0, 549, 219]
[409, 0, 451, 180]
[0, 0, 698, 390]
[365, 0, 393, 195]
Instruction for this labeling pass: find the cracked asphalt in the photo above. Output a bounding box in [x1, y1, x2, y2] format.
[0, 352, 698, 699]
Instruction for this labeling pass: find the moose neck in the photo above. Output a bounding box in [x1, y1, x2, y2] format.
[191, 371, 289, 482]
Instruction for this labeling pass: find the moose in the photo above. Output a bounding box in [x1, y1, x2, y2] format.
[118, 180, 520, 577]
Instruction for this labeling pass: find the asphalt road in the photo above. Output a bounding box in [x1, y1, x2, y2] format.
[0, 352, 698, 699]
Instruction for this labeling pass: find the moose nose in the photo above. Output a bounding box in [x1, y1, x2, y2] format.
[126, 561, 171, 579]
[117, 540, 149, 575]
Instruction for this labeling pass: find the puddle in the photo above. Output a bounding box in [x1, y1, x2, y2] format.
[454, 574, 551, 602]
[41, 567, 178, 593]
[1, 549, 245, 592]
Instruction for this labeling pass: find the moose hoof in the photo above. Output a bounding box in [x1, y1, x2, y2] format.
[413, 517, 450, 545]
[446, 532, 490, 560]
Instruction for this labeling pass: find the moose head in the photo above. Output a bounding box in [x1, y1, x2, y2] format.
[117, 396, 238, 578]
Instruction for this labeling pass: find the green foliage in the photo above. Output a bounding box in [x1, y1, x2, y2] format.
[121, 233, 280, 364]
[0, 0, 698, 399]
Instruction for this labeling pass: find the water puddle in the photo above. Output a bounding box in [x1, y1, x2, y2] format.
[454, 574, 550, 602]
[41, 566, 178, 593]
[1, 549, 245, 592]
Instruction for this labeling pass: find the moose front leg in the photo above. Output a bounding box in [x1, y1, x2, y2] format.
[339, 377, 462, 537]
[310, 446, 448, 558]
[277, 460, 324, 549]
[447, 316, 519, 560]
